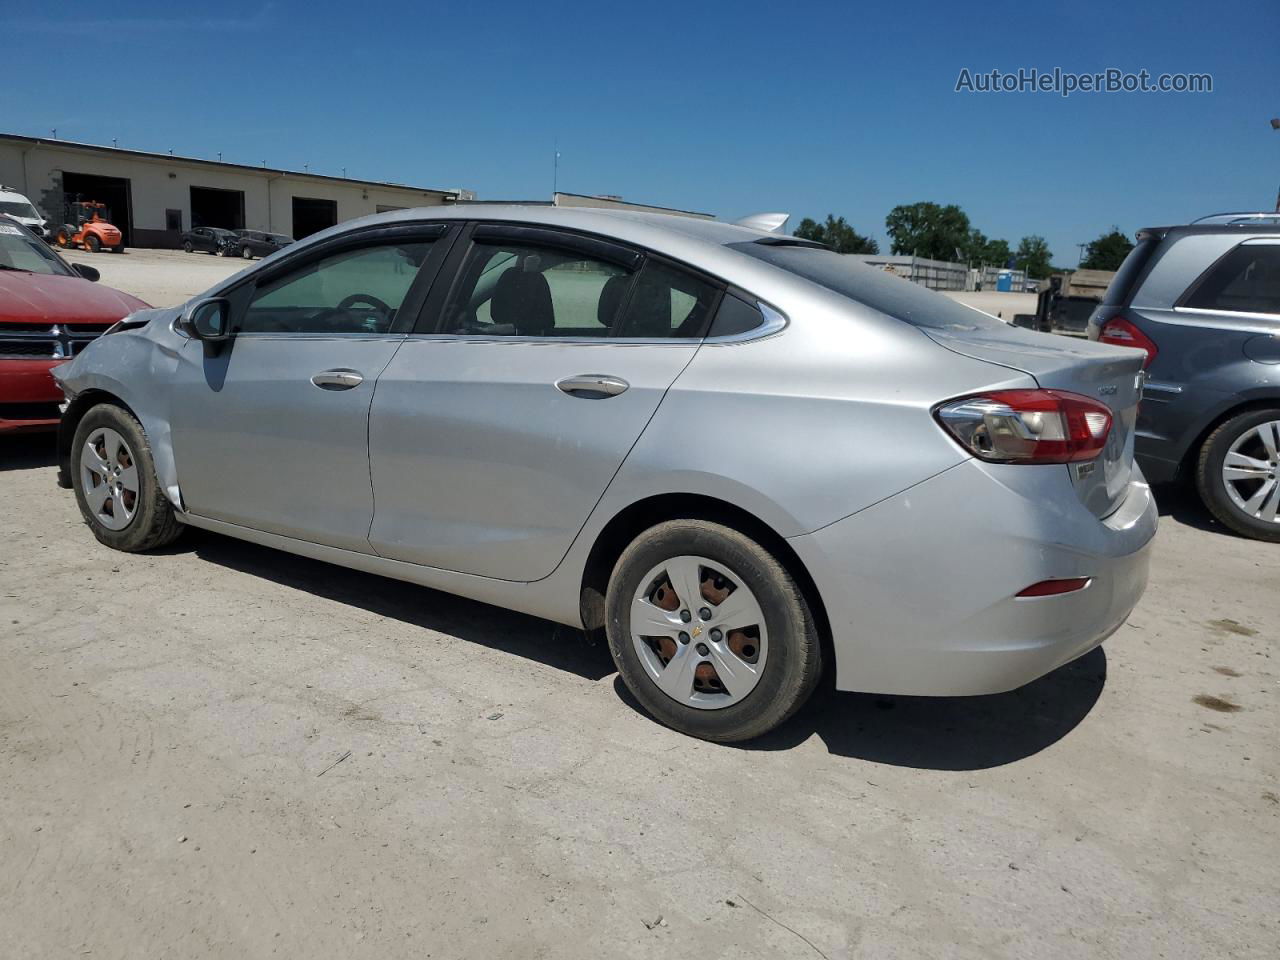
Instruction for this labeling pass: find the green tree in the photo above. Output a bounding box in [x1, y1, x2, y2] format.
[1016, 235, 1053, 278]
[885, 202, 971, 261]
[793, 214, 879, 254]
[965, 229, 1012, 266]
[1080, 228, 1134, 271]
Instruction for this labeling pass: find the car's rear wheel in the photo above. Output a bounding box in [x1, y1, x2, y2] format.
[83, 234, 100, 253]
[605, 519, 822, 742]
[1196, 408, 1280, 542]
[71, 404, 184, 552]
[55, 228, 71, 247]
[111, 244, 124, 254]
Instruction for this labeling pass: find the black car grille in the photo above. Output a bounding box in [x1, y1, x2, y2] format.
[0, 402, 62, 421]
[0, 322, 114, 359]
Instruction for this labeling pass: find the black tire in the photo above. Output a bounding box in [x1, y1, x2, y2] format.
[71, 404, 184, 552]
[605, 519, 823, 742]
[83, 234, 101, 253]
[111, 244, 125, 254]
[1196, 407, 1280, 543]
[183, 241, 193, 253]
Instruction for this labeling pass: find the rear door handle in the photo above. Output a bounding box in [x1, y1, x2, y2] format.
[311, 369, 364, 390]
[555, 374, 629, 398]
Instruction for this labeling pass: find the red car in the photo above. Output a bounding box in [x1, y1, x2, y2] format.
[0, 217, 149, 433]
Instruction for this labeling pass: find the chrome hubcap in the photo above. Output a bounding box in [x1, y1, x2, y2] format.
[1222, 419, 1280, 523]
[80, 427, 140, 531]
[630, 555, 768, 710]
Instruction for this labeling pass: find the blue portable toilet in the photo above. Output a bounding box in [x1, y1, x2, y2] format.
[996, 270, 1013, 292]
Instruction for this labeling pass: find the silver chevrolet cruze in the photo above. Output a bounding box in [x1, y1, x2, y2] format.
[53, 206, 1157, 741]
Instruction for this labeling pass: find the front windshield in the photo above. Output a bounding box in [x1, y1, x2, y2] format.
[0, 200, 41, 220]
[0, 222, 72, 276]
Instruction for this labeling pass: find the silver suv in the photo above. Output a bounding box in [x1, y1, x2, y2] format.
[1090, 213, 1280, 541]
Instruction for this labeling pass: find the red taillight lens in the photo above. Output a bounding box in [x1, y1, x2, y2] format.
[1099, 316, 1158, 369]
[935, 389, 1113, 464]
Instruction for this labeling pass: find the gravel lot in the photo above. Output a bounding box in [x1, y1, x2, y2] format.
[3, 247, 1277, 959]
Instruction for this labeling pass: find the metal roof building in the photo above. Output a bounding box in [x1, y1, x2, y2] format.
[0, 133, 469, 248]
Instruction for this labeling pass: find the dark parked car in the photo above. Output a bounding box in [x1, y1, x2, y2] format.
[181, 226, 239, 256]
[234, 230, 294, 260]
[1090, 212, 1280, 541]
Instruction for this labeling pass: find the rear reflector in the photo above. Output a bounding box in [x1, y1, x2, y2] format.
[1016, 577, 1092, 598]
[1099, 316, 1158, 369]
[935, 389, 1113, 464]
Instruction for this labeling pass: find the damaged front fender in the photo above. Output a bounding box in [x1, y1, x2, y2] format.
[53, 306, 188, 510]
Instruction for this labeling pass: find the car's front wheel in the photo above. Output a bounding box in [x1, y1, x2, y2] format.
[605, 519, 823, 742]
[182, 240, 193, 253]
[71, 404, 184, 552]
[1196, 408, 1280, 542]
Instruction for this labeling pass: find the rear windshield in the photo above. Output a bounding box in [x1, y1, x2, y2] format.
[729, 242, 1007, 331]
[1100, 234, 1158, 306]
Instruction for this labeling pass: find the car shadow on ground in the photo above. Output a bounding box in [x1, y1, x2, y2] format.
[0, 434, 58, 472]
[190, 531, 617, 682]
[196, 528, 1107, 768]
[1150, 481, 1230, 536]
[612, 647, 1107, 770]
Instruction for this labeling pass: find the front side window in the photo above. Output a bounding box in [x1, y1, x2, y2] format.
[241, 241, 433, 334]
[1182, 243, 1280, 316]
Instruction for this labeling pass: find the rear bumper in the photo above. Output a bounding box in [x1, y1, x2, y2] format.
[0, 359, 64, 433]
[789, 458, 1157, 697]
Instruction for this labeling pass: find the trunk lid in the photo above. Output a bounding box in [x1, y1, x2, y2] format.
[922, 324, 1147, 517]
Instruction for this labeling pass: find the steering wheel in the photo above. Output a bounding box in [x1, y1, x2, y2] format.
[336, 293, 393, 321]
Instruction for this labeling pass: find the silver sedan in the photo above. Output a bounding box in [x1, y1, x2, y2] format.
[52, 206, 1157, 741]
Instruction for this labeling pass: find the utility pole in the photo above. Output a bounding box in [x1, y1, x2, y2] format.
[552, 138, 560, 198]
[1272, 118, 1280, 211]
[1076, 242, 1087, 267]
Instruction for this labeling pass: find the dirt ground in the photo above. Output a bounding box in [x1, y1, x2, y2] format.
[1, 429, 1277, 959]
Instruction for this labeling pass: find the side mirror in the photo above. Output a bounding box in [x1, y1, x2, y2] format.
[187, 297, 233, 343]
[72, 263, 100, 282]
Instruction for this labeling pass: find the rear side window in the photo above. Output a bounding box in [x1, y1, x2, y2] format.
[708, 294, 766, 337]
[1101, 234, 1159, 306]
[613, 260, 719, 338]
[441, 239, 721, 339]
[1181, 242, 1280, 316]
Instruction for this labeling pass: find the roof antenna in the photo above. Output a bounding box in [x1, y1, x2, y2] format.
[553, 137, 560, 198]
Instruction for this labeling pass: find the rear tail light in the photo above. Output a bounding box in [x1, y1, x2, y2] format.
[1099, 316, 1158, 369]
[935, 389, 1113, 464]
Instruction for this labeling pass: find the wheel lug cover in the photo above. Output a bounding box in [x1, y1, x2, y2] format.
[678, 632, 690, 644]
[710, 628, 723, 642]
[699, 607, 711, 621]
[679, 609, 691, 623]
[695, 642, 710, 657]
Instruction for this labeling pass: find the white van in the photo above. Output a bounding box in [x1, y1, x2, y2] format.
[0, 186, 48, 237]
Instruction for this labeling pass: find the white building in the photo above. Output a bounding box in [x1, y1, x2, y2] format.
[0, 132, 468, 248]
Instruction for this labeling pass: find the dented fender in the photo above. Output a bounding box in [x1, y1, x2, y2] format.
[53, 306, 188, 510]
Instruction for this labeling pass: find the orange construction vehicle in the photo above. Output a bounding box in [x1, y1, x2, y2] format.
[54, 201, 124, 253]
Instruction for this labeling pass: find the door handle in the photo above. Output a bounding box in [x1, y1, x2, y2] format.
[555, 374, 630, 398]
[311, 369, 364, 390]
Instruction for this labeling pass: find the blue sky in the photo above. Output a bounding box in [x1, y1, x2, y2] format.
[5, 0, 1277, 264]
